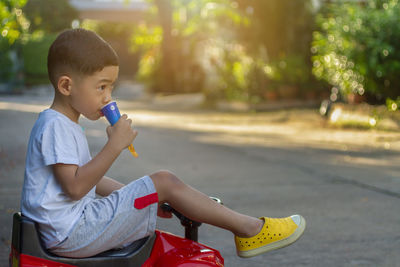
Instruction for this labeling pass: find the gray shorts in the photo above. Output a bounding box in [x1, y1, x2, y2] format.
[50, 176, 158, 258]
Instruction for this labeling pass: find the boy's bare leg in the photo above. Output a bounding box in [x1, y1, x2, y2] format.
[150, 170, 263, 238]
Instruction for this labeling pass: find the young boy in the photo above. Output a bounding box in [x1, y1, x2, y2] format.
[21, 28, 306, 259]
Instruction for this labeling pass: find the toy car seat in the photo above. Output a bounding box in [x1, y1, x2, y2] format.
[10, 212, 156, 267]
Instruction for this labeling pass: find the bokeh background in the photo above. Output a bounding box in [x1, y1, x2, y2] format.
[1, 0, 400, 113]
[2, 1, 400, 266]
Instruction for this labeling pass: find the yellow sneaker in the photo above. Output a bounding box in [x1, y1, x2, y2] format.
[235, 215, 306, 258]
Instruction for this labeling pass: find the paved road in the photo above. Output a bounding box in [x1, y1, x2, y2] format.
[1, 89, 400, 266]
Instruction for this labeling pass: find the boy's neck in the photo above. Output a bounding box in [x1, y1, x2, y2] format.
[50, 94, 80, 123]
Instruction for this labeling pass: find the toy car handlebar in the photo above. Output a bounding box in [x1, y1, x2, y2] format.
[160, 197, 223, 242]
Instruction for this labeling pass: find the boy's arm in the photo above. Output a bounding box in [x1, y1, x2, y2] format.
[96, 176, 125, 197]
[53, 115, 136, 201]
[53, 141, 121, 200]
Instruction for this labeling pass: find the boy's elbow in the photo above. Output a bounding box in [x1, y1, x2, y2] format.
[64, 187, 85, 201]
[69, 192, 83, 201]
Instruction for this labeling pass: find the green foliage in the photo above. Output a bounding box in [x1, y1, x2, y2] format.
[0, 0, 28, 45]
[132, 0, 317, 102]
[312, 0, 400, 100]
[237, 0, 314, 61]
[130, 24, 162, 54]
[0, 0, 28, 84]
[0, 37, 13, 81]
[203, 0, 316, 102]
[234, 0, 316, 99]
[81, 20, 140, 77]
[264, 55, 310, 86]
[1, 0, 76, 86]
[386, 97, 400, 111]
[130, 23, 162, 88]
[22, 32, 56, 84]
[204, 40, 254, 101]
[1, 0, 77, 86]
[23, 0, 78, 33]
[131, 0, 249, 94]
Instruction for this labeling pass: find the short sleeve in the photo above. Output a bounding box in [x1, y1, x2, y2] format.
[41, 118, 80, 166]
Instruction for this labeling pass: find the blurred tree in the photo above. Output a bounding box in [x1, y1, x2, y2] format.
[22, 32, 56, 85]
[235, 0, 317, 100]
[23, 0, 78, 33]
[132, 0, 321, 103]
[236, 0, 314, 61]
[0, 0, 28, 45]
[312, 0, 400, 105]
[18, 0, 77, 85]
[0, 0, 29, 89]
[82, 20, 140, 79]
[154, 0, 176, 93]
[131, 0, 249, 96]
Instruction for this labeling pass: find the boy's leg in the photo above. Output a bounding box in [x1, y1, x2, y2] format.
[150, 170, 306, 258]
[50, 176, 158, 258]
[150, 170, 263, 238]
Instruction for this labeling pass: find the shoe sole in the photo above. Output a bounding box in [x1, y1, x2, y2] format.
[237, 215, 306, 258]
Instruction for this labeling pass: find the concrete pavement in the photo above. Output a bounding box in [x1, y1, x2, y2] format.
[1, 84, 400, 266]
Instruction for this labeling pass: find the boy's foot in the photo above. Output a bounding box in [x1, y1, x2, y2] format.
[235, 215, 306, 258]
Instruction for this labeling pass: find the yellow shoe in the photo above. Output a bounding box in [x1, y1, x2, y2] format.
[235, 215, 306, 258]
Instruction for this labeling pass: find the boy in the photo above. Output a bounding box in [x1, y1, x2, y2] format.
[21, 28, 306, 259]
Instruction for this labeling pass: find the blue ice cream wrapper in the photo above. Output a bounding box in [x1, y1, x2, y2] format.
[101, 101, 121, 126]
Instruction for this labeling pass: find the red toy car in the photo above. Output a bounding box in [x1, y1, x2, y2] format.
[9, 199, 224, 266]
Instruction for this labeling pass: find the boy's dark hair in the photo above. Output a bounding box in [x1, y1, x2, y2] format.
[47, 28, 119, 88]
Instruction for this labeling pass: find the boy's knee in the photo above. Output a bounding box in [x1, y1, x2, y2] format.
[150, 170, 184, 193]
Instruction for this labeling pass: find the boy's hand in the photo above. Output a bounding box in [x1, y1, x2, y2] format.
[106, 114, 138, 151]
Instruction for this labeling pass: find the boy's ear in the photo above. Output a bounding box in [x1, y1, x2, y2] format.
[57, 75, 73, 96]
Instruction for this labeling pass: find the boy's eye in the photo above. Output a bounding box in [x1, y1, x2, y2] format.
[98, 85, 107, 91]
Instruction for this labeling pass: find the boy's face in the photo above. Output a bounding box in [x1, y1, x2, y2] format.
[70, 65, 119, 121]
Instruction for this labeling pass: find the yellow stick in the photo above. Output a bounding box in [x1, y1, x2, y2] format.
[128, 144, 138, 158]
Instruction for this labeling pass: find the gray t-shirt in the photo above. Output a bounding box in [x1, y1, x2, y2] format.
[21, 109, 95, 248]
